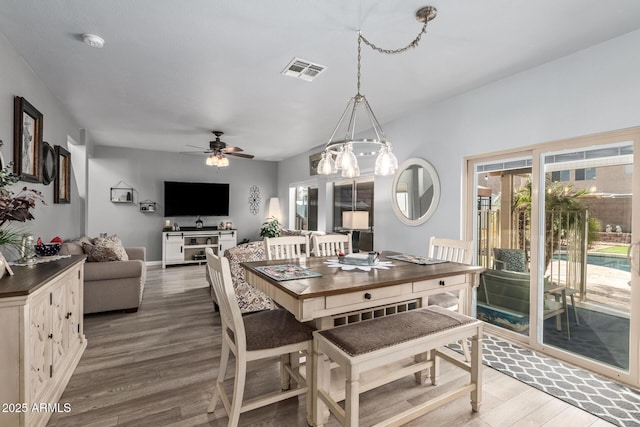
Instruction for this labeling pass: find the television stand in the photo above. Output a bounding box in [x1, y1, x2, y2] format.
[162, 229, 237, 268]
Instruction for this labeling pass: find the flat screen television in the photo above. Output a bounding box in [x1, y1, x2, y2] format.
[164, 181, 229, 217]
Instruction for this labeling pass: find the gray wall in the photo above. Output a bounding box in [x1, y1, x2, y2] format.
[87, 146, 278, 262]
[0, 33, 83, 256]
[278, 29, 640, 256]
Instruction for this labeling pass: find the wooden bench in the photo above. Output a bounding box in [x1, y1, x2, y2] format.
[312, 305, 483, 427]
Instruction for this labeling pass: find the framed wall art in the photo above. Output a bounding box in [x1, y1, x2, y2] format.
[54, 145, 70, 203]
[13, 96, 43, 182]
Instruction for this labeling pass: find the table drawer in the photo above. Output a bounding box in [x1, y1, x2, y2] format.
[325, 283, 413, 310]
[413, 274, 466, 293]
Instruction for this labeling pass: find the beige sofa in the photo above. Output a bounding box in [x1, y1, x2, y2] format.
[60, 239, 147, 314]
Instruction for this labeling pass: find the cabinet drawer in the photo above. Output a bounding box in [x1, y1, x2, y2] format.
[325, 283, 412, 309]
[413, 274, 466, 293]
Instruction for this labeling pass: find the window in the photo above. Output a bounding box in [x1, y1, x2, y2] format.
[551, 170, 570, 182]
[294, 186, 318, 230]
[333, 178, 374, 230]
[575, 168, 596, 181]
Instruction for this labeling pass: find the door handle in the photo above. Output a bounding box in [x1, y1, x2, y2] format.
[627, 242, 640, 276]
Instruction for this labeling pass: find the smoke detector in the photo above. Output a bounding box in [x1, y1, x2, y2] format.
[83, 34, 105, 48]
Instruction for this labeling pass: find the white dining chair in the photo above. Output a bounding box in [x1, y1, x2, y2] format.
[205, 248, 314, 426]
[428, 236, 474, 360]
[264, 235, 310, 260]
[312, 233, 352, 257]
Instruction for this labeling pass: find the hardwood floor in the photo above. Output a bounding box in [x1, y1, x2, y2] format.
[48, 265, 614, 427]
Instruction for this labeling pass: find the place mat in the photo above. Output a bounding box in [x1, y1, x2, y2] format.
[254, 264, 322, 281]
[324, 259, 394, 271]
[386, 254, 448, 265]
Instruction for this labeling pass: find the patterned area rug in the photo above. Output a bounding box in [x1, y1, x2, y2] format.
[454, 335, 640, 426]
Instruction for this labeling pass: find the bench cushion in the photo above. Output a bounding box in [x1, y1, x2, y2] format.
[318, 306, 476, 357]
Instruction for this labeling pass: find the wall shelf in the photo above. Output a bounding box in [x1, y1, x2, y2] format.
[139, 200, 156, 212]
[110, 187, 134, 203]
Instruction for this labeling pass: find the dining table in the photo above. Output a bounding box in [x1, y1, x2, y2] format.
[242, 251, 484, 330]
[242, 251, 484, 425]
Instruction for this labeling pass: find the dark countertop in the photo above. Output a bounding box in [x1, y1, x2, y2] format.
[0, 255, 86, 298]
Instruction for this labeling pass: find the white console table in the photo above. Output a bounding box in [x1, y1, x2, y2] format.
[0, 256, 87, 427]
[162, 228, 237, 268]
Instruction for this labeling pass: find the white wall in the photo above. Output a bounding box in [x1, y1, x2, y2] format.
[88, 146, 278, 261]
[0, 33, 83, 254]
[278, 29, 640, 256]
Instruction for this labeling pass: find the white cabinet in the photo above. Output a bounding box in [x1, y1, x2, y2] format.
[0, 256, 86, 427]
[162, 229, 237, 268]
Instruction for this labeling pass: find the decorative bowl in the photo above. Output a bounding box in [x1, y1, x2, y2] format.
[34, 243, 62, 257]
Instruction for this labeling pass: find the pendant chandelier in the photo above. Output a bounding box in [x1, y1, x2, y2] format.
[317, 6, 437, 178]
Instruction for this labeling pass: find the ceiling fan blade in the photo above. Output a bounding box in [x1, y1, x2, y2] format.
[227, 152, 254, 159]
[179, 150, 210, 155]
[186, 144, 208, 150]
[221, 146, 244, 153]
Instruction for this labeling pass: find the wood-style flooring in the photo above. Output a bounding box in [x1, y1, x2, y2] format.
[48, 265, 614, 427]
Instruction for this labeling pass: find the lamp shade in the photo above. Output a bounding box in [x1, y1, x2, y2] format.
[267, 197, 282, 221]
[342, 211, 369, 230]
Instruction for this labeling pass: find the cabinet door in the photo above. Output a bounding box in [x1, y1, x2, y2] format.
[218, 233, 237, 254]
[50, 280, 67, 376]
[29, 291, 51, 402]
[164, 234, 184, 262]
[66, 269, 82, 346]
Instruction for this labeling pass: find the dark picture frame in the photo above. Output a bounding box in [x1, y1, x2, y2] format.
[309, 152, 322, 176]
[13, 96, 43, 182]
[41, 142, 57, 185]
[54, 145, 70, 204]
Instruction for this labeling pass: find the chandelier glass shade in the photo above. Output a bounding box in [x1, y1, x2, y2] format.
[316, 6, 437, 178]
[206, 153, 229, 167]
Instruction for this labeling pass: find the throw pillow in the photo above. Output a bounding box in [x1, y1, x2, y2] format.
[82, 235, 129, 262]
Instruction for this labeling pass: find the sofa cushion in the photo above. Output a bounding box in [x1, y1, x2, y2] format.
[83, 236, 129, 262]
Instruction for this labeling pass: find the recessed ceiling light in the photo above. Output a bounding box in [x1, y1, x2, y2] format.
[83, 34, 105, 48]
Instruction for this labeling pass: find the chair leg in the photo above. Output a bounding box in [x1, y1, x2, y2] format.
[570, 293, 580, 325]
[228, 353, 247, 427]
[208, 339, 230, 413]
[280, 354, 291, 390]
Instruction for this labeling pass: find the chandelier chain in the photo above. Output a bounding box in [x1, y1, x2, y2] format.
[359, 21, 429, 55]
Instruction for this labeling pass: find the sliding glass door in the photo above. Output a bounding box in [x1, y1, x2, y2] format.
[466, 128, 640, 387]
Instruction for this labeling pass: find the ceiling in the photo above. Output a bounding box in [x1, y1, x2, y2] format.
[2, 0, 640, 162]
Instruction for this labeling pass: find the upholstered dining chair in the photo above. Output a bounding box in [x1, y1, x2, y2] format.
[312, 233, 352, 257]
[205, 248, 314, 426]
[264, 235, 310, 260]
[428, 236, 474, 360]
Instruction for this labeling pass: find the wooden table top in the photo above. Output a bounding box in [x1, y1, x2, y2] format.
[242, 251, 484, 300]
[0, 255, 86, 298]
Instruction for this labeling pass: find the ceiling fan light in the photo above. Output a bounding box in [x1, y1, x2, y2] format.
[218, 156, 230, 167]
[206, 155, 217, 166]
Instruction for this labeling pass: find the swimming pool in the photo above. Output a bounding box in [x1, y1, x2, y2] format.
[553, 253, 630, 272]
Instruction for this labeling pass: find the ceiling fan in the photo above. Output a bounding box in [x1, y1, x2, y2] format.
[187, 131, 255, 167]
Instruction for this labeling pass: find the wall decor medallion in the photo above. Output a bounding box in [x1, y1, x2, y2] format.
[41, 142, 57, 185]
[13, 96, 43, 182]
[54, 145, 71, 204]
[248, 185, 260, 215]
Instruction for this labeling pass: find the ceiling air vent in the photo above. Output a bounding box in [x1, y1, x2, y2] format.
[281, 57, 327, 81]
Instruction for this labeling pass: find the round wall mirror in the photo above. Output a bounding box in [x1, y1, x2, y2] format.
[391, 157, 440, 226]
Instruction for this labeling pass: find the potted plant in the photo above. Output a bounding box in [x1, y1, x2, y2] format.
[260, 216, 282, 238]
[0, 151, 43, 255]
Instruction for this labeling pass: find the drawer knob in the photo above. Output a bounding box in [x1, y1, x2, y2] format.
[364, 292, 372, 300]
[439, 280, 445, 286]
